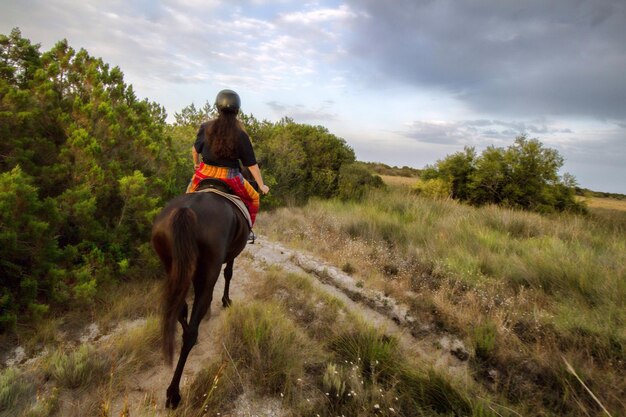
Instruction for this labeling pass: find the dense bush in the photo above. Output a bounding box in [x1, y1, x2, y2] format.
[419, 136, 585, 213]
[0, 29, 186, 331]
[361, 161, 421, 177]
[337, 162, 384, 201]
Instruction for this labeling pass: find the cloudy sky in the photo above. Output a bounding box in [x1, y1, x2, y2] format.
[2, 0, 625, 192]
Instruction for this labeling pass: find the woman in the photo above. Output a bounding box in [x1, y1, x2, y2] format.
[186, 89, 269, 226]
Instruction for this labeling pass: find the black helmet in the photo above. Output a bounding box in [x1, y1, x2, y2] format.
[215, 89, 241, 113]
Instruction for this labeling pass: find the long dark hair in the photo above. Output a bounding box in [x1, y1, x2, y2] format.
[205, 111, 243, 159]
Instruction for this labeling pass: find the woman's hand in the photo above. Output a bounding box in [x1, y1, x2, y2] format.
[260, 184, 270, 195]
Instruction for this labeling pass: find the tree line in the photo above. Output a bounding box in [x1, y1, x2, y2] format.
[0, 29, 378, 332]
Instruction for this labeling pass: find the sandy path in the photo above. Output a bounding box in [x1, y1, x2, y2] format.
[110, 252, 255, 416]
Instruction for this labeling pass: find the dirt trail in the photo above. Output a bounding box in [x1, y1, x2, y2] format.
[109, 235, 470, 416]
[249, 239, 470, 375]
[109, 253, 255, 416]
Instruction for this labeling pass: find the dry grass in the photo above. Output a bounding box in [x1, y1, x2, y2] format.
[578, 197, 626, 232]
[168, 265, 509, 416]
[219, 301, 324, 399]
[113, 316, 160, 371]
[0, 279, 165, 417]
[251, 266, 507, 416]
[97, 278, 162, 327]
[255, 187, 626, 416]
[579, 196, 626, 211]
[45, 344, 110, 390]
[379, 174, 419, 188]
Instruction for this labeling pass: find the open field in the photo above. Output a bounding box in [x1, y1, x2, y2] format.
[581, 196, 626, 211]
[379, 175, 419, 188]
[256, 186, 626, 416]
[579, 196, 626, 231]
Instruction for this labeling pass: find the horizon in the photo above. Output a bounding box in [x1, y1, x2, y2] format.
[1, 0, 625, 194]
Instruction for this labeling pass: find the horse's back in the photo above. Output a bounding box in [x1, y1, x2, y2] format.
[152, 192, 247, 261]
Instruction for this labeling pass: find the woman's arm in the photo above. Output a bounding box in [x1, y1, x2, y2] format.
[247, 164, 270, 194]
[192, 146, 200, 169]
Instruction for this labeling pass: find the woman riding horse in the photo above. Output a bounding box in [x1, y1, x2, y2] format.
[186, 89, 269, 225]
[152, 90, 269, 409]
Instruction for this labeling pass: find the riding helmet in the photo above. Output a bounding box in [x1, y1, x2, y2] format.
[215, 89, 241, 113]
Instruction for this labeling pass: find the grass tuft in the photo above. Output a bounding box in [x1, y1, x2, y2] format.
[21, 387, 59, 417]
[473, 322, 498, 362]
[330, 326, 400, 382]
[177, 360, 243, 417]
[113, 316, 160, 371]
[0, 367, 34, 414]
[46, 344, 110, 389]
[219, 301, 322, 397]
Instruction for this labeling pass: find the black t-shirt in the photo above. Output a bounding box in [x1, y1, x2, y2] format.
[193, 122, 257, 169]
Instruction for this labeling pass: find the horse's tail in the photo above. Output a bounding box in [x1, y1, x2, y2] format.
[162, 207, 198, 366]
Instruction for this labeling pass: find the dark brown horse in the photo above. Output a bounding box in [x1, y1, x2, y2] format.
[151, 181, 250, 408]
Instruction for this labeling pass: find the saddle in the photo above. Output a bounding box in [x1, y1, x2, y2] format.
[197, 178, 235, 194]
[195, 179, 253, 229]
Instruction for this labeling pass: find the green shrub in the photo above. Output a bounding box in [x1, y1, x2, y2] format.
[412, 177, 452, 199]
[337, 162, 384, 201]
[0, 367, 34, 413]
[422, 135, 584, 213]
[473, 322, 498, 361]
[47, 344, 109, 389]
[245, 118, 356, 206]
[0, 29, 187, 332]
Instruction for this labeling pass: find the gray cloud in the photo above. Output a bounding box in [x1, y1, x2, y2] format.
[266, 100, 338, 121]
[345, 0, 626, 121]
[402, 119, 576, 145]
[401, 121, 469, 145]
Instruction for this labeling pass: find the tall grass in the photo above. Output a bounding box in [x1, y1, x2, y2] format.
[113, 316, 160, 371]
[46, 344, 110, 389]
[254, 267, 508, 416]
[0, 367, 34, 415]
[259, 187, 625, 341]
[253, 267, 348, 340]
[256, 186, 626, 415]
[219, 301, 322, 398]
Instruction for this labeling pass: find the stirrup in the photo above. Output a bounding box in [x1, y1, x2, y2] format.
[248, 230, 256, 244]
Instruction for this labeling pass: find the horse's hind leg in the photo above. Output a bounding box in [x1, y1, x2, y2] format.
[178, 302, 189, 332]
[166, 260, 221, 409]
[222, 260, 234, 308]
